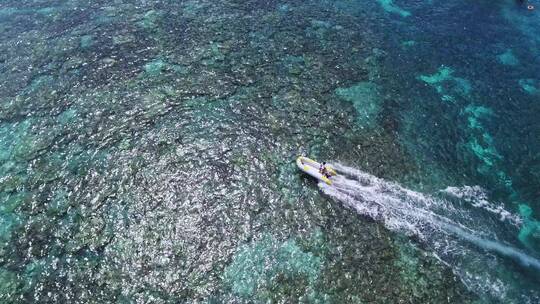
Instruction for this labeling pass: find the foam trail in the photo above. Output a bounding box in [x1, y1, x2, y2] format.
[443, 185, 522, 225]
[440, 222, 540, 270]
[320, 163, 540, 298]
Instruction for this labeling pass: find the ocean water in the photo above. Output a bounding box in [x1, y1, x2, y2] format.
[0, 0, 539, 303]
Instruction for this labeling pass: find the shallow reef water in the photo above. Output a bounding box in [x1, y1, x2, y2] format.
[0, 0, 539, 303]
[335, 82, 381, 129]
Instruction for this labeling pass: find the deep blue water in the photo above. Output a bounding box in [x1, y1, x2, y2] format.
[0, 0, 539, 303]
[369, 0, 540, 253]
[355, 0, 540, 301]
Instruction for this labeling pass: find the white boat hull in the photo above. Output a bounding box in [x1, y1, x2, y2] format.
[296, 156, 337, 185]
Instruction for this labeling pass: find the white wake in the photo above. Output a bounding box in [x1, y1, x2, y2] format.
[319, 163, 540, 300]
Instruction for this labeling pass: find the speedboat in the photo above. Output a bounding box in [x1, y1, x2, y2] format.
[296, 156, 337, 185]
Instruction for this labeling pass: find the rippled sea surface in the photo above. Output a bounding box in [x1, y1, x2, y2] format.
[0, 0, 539, 303]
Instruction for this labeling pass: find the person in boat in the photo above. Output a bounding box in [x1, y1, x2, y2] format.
[319, 162, 331, 178]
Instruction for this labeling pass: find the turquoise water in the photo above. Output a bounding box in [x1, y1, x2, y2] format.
[0, 0, 539, 303]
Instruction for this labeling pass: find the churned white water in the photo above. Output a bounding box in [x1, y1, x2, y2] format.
[320, 163, 540, 301]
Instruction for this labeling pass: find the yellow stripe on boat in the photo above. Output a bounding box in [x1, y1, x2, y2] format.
[296, 156, 336, 185]
[327, 167, 337, 176]
[322, 176, 332, 185]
